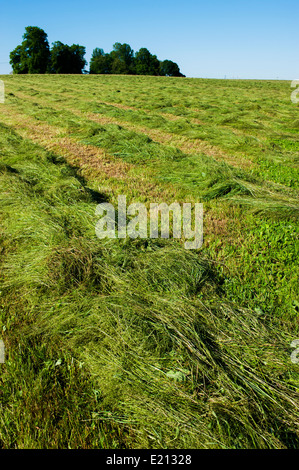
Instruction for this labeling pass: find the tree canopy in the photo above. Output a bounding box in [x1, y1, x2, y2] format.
[10, 27, 185, 77]
[89, 44, 185, 77]
[111, 43, 135, 74]
[135, 48, 160, 76]
[159, 60, 183, 77]
[10, 27, 87, 74]
[89, 48, 112, 74]
[50, 41, 87, 74]
[10, 26, 50, 74]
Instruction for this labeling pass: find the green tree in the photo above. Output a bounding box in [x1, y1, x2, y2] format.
[89, 48, 112, 74]
[50, 42, 87, 74]
[110, 43, 135, 74]
[159, 60, 184, 77]
[9, 45, 28, 74]
[10, 26, 50, 74]
[68, 44, 87, 74]
[135, 48, 160, 75]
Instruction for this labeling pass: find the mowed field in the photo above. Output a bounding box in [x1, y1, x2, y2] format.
[0, 74, 298, 449]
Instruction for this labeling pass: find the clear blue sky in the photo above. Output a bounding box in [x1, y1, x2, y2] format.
[0, 0, 298, 79]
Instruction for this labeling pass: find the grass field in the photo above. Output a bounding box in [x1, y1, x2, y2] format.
[0, 74, 298, 449]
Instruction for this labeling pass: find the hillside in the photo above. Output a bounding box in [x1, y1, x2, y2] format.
[0, 75, 298, 449]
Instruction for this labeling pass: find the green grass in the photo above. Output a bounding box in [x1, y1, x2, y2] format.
[0, 75, 298, 449]
[6, 75, 299, 188]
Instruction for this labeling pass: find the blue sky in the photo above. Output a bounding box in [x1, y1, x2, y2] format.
[0, 0, 298, 79]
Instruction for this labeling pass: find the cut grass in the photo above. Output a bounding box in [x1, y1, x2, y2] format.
[0, 76, 298, 449]
[5, 75, 298, 188]
[1, 92, 298, 217]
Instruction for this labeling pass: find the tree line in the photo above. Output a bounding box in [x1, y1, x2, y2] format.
[10, 27, 185, 77]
